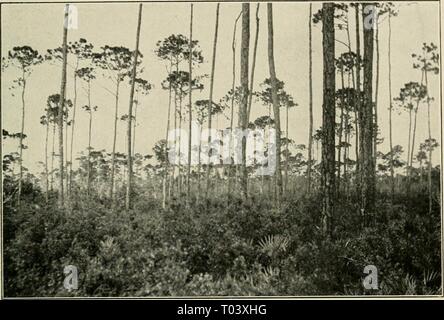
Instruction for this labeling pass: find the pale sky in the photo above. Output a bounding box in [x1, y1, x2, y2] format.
[1, 1, 441, 175]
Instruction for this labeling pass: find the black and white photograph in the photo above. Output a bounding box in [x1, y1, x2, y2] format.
[1, 0, 442, 298]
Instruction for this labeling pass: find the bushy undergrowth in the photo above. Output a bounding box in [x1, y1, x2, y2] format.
[3, 181, 441, 296]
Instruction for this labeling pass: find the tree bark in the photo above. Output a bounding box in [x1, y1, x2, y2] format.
[321, 3, 336, 236]
[307, 3, 314, 195]
[17, 72, 26, 208]
[186, 4, 193, 200]
[205, 3, 220, 198]
[109, 79, 120, 203]
[227, 11, 241, 199]
[388, 12, 395, 199]
[239, 3, 250, 200]
[374, 11, 379, 174]
[126, 3, 143, 210]
[57, 4, 69, 208]
[267, 3, 283, 204]
[355, 4, 362, 199]
[362, 4, 376, 220]
[69, 58, 79, 195]
[247, 3, 260, 124]
[87, 81, 92, 197]
[424, 68, 432, 214]
[45, 109, 49, 203]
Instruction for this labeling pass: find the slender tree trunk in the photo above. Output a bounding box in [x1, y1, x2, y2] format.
[65, 104, 69, 199]
[186, 4, 194, 201]
[239, 3, 250, 200]
[51, 123, 55, 191]
[337, 67, 345, 193]
[109, 79, 120, 203]
[388, 13, 395, 198]
[355, 5, 362, 197]
[57, 4, 69, 208]
[374, 11, 379, 176]
[424, 69, 432, 214]
[247, 3, 260, 123]
[87, 81, 92, 197]
[267, 3, 283, 204]
[362, 3, 375, 220]
[17, 72, 26, 208]
[407, 106, 412, 173]
[162, 65, 173, 209]
[284, 103, 289, 194]
[126, 3, 143, 210]
[205, 3, 220, 198]
[307, 3, 314, 195]
[227, 11, 241, 199]
[45, 112, 49, 203]
[69, 59, 79, 195]
[321, 3, 336, 236]
[132, 97, 138, 158]
[410, 71, 425, 171]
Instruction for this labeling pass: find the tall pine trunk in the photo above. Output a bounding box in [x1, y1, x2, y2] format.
[321, 3, 335, 236]
[374, 11, 379, 176]
[186, 4, 193, 200]
[227, 11, 241, 199]
[162, 64, 173, 209]
[267, 3, 283, 204]
[126, 3, 143, 210]
[388, 13, 395, 198]
[44, 110, 49, 203]
[57, 4, 69, 208]
[109, 79, 120, 203]
[307, 3, 314, 194]
[87, 81, 92, 197]
[17, 72, 26, 207]
[424, 68, 432, 214]
[205, 3, 220, 198]
[362, 4, 375, 220]
[239, 3, 250, 200]
[247, 3, 260, 123]
[69, 58, 79, 195]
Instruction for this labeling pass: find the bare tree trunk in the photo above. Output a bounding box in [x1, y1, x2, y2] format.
[186, 4, 194, 201]
[227, 11, 241, 199]
[51, 123, 55, 191]
[69, 58, 79, 195]
[410, 71, 425, 172]
[125, 3, 143, 210]
[267, 3, 283, 204]
[284, 103, 289, 194]
[355, 5, 362, 198]
[424, 69, 432, 214]
[337, 67, 345, 193]
[388, 13, 395, 198]
[57, 4, 69, 208]
[321, 3, 335, 236]
[307, 3, 314, 195]
[239, 3, 250, 200]
[17, 72, 26, 208]
[87, 81, 92, 197]
[132, 96, 138, 158]
[362, 4, 375, 221]
[205, 3, 220, 198]
[109, 79, 120, 203]
[374, 11, 379, 176]
[247, 3, 260, 123]
[162, 65, 173, 209]
[407, 106, 412, 172]
[45, 111, 49, 203]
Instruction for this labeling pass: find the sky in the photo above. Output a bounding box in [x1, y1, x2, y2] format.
[1, 1, 441, 175]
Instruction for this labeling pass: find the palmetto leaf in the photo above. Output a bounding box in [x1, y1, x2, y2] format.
[258, 234, 290, 256]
